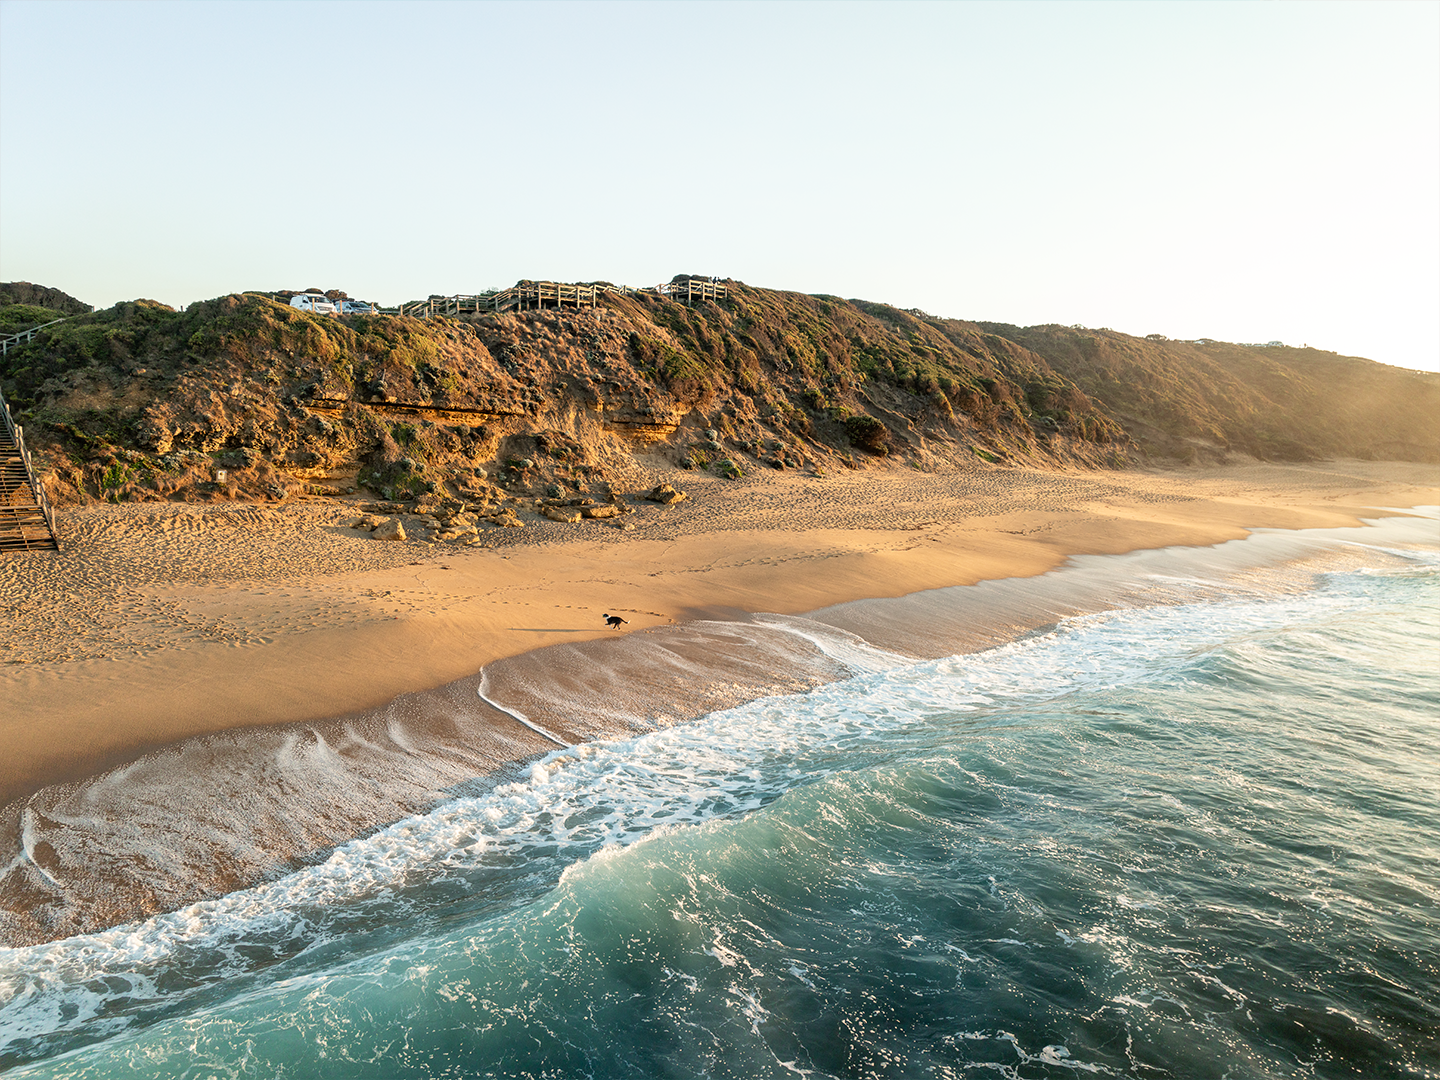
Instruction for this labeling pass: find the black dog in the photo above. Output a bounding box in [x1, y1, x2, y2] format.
[603, 613, 629, 630]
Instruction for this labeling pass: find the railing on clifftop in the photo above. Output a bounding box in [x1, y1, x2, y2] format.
[1, 318, 68, 357]
[652, 279, 727, 305]
[376, 278, 727, 319]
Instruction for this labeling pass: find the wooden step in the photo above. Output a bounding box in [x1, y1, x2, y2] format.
[0, 506, 58, 551]
[0, 390, 61, 552]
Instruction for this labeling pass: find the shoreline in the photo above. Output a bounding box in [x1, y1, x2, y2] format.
[0, 459, 1436, 945]
[2, 459, 1436, 807]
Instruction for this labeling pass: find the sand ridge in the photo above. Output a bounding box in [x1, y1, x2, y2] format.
[2, 458, 1436, 805]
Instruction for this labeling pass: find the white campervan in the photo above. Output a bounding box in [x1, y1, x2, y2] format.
[290, 293, 338, 315]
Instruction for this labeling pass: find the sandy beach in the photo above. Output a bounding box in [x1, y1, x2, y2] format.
[1, 457, 1436, 944]
[3, 458, 1435, 806]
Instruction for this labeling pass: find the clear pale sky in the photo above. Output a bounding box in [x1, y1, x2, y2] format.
[2, 0, 1436, 371]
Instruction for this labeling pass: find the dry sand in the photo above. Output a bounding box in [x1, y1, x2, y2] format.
[2, 459, 1436, 807]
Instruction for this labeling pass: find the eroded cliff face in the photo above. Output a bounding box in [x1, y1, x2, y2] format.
[3, 283, 1130, 509]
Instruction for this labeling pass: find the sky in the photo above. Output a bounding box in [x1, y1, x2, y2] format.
[1, 1, 1436, 371]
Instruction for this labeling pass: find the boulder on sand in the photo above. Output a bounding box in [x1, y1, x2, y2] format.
[433, 525, 479, 543]
[645, 484, 686, 504]
[342, 513, 388, 531]
[372, 518, 406, 541]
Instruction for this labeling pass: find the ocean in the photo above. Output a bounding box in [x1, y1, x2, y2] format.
[2, 512, 1437, 1079]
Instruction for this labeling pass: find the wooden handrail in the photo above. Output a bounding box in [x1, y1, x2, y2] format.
[0, 385, 60, 550]
[374, 278, 726, 319]
[0, 317, 68, 356]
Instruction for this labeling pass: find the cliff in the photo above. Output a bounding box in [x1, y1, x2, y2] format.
[0, 277, 1433, 509]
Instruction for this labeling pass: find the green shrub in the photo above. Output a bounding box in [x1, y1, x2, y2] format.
[843, 414, 888, 454]
[0, 304, 66, 334]
[99, 461, 132, 501]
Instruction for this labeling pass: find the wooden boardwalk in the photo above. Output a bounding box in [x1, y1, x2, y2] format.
[0, 386, 60, 553]
[381, 278, 728, 319]
[653, 278, 727, 306]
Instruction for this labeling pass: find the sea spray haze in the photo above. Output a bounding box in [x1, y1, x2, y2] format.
[1, 516, 1436, 1078]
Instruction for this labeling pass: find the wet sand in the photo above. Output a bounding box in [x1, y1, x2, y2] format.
[1, 459, 1437, 944]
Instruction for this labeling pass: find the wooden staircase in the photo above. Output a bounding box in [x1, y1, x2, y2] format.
[0, 387, 60, 553]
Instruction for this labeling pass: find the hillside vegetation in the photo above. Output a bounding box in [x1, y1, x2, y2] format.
[0, 282, 91, 317]
[981, 323, 1438, 464]
[0, 278, 1433, 508]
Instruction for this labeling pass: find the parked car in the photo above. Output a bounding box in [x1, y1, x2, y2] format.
[338, 299, 375, 314]
[290, 293, 338, 314]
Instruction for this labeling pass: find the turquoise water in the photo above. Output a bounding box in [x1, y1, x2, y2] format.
[3, 533, 1438, 1078]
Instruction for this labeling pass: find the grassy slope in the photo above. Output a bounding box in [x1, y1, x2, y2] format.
[981, 323, 1439, 463]
[600, 284, 1124, 445]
